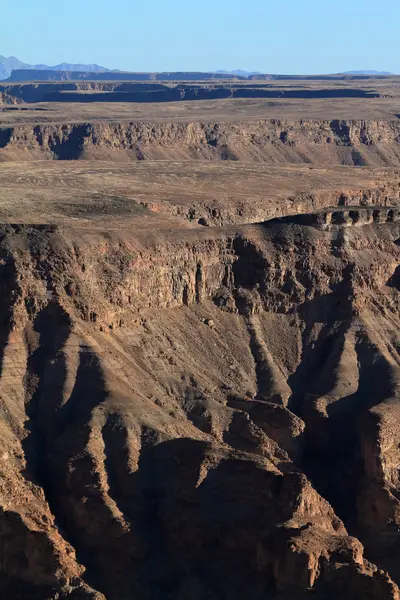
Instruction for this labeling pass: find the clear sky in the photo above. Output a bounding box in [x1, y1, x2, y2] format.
[2, 0, 399, 73]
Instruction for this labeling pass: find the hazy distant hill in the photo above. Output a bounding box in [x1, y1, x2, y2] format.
[0, 56, 28, 80]
[0, 55, 110, 80]
[216, 69, 263, 77]
[2, 56, 394, 82]
[341, 70, 393, 75]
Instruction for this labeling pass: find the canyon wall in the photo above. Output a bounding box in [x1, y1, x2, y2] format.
[2, 119, 400, 165]
[0, 216, 400, 598]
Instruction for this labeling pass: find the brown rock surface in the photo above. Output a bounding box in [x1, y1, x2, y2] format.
[1, 84, 400, 598]
[3, 119, 400, 165]
[0, 207, 398, 597]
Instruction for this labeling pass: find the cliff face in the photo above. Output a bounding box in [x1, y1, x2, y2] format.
[0, 214, 400, 599]
[2, 119, 400, 165]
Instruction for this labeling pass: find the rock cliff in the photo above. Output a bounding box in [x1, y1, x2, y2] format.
[2, 119, 400, 165]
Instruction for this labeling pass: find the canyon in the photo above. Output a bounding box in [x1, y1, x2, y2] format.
[1, 77, 400, 599]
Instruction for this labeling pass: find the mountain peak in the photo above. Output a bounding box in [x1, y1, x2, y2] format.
[0, 55, 110, 80]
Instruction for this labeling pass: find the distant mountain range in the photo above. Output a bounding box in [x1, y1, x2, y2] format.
[216, 69, 263, 77]
[0, 55, 111, 80]
[218, 69, 394, 77]
[340, 70, 393, 75]
[0, 56, 395, 82]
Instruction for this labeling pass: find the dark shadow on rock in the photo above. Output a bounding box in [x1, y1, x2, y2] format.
[22, 325, 110, 597]
[232, 236, 267, 292]
[288, 294, 353, 413]
[22, 302, 72, 485]
[0, 252, 18, 379]
[123, 437, 280, 600]
[0, 127, 13, 148]
[57, 344, 108, 430]
[290, 307, 397, 531]
[387, 264, 400, 290]
[46, 124, 92, 160]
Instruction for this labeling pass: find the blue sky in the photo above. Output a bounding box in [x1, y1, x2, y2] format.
[2, 0, 399, 73]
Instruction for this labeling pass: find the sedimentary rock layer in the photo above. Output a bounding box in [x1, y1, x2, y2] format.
[2, 119, 400, 165]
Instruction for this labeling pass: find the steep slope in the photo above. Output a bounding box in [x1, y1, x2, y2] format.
[0, 210, 399, 598]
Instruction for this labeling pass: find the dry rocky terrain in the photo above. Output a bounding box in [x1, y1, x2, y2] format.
[0, 78, 400, 599]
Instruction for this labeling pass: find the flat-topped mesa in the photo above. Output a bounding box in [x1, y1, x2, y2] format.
[270, 206, 400, 230]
